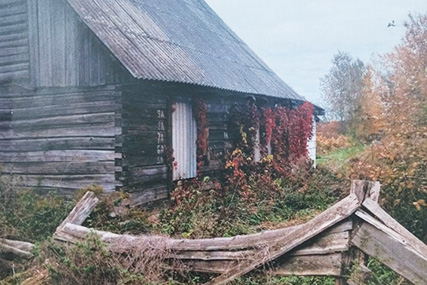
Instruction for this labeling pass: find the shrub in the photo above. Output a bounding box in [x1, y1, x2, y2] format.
[0, 183, 72, 242]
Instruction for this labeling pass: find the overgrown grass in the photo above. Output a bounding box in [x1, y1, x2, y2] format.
[0, 184, 72, 243]
[317, 143, 367, 174]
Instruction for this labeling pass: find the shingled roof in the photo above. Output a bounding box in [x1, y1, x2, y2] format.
[65, 0, 304, 101]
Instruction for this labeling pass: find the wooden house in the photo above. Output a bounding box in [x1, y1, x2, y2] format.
[0, 0, 324, 205]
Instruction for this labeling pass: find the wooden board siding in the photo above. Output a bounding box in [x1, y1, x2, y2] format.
[27, 0, 133, 88]
[0, 0, 30, 82]
[0, 85, 122, 195]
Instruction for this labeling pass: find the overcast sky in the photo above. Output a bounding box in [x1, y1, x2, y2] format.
[204, 0, 427, 107]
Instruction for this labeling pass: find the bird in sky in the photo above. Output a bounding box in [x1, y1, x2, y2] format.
[387, 20, 396, 27]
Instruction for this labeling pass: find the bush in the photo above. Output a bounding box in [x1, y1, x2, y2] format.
[0, 183, 72, 242]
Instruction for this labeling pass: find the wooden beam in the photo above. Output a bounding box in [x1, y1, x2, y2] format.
[170, 231, 350, 261]
[207, 192, 362, 285]
[351, 221, 427, 284]
[0, 241, 33, 259]
[54, 191, 99, 242]
[274, 253, 343, 277]
[367, 181, 381, 203]
[362, 198, 427, 258]
[350, 180, 370, 203]
[174, 253, 343, 277]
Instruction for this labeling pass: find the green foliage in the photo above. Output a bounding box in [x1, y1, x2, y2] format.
[82, 189, 152, 235]
[0, 184, 72, 242]
[159, 164, 342, 239]
[367, 258, 409, 285]
[47, 234, 124, 285]
[317, 141, 367, 175]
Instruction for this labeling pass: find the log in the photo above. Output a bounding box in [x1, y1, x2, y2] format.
[362, 198, 427, 258]
[207, 187, 365, 285]
[0, 242, 33, 259]
[0, 239, 34, 259]
[54, 218, 352, 255]
[1, 239, 34, 253]
[351, 221, 427, 284]
[54, 191, 99, 242]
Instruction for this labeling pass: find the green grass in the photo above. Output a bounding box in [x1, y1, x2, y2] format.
[317, 144, 367, 173]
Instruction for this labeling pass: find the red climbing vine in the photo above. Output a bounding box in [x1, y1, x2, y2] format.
[194, 98, 208, 176]
[227, 101, 314, 177]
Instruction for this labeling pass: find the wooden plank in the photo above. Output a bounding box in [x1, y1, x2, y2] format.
[350, 180, 369, 203]
[1, 239, 34, 253]
[129, 186, 168, 206]
[175, 253, 343, 277]
[54, 191, 99, 242]
[367, 181, 381, 202]
[171, 230, 350, 261]
[11, 103, 119, 120]
[53, 216, 352, 255]
[0, 137, 115, 152]
[0, 242, 33, 259]
[0, 32, 29, 44]
[1, 112, 116, 129]
[0, 3, 26, 17]
[274, 253, 343, 277]
[0, 53, 29, 65]
[0, 38, 28, 48]
[0, 174, 116, 191]
[27, 0, 40, 87]
[352, 222, 427, 284]
[0, 22, 27, 35]
[0, 150, 115, 163]
[356, 209, 427, 260]
[0, 70, 28, 81]
[207, 193, 362, 284]
[362, 198, 427, 258]
[291, 231, 349, 256]
[37, 0, 53, 86]
[0, 161, 115, 175]
[0, 124, 118, 139]
[0, 62, 28, 73]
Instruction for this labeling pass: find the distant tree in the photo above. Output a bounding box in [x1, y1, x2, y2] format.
[354, 65, 385, 139]
[320, 51, 366, 132]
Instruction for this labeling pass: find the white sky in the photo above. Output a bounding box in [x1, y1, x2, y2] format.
[204, 0, 427, 107]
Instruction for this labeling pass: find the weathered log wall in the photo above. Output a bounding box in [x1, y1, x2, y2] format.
[0, 0, 30, 83]
[120, 81, 290, 205]
[0, 85, 122, 195]
[121, 82, 169, 205]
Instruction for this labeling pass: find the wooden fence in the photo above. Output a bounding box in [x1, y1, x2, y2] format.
[2, 180, 426, 284]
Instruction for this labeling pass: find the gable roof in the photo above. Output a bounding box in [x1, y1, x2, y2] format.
[65, 0, 304, 101]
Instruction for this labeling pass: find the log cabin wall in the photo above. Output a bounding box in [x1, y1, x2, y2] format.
[0, 0, 30, 83]
[121, 82, 170, 206]
[0, 0, 131, 196]
[121, 81, 271, 205]
[0, 85, 122, 196]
